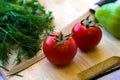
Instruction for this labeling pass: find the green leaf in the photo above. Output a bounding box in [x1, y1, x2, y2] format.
[0, 0, 54, 66]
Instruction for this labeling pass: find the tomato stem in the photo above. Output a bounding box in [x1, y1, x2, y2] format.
[81, 16, 96, 28]
[51, 32, 73, 48]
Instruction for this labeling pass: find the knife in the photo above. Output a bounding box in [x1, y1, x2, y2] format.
[7, 0, 117, 77]
[62, 0, 117, 34]
[62, 0, 118, 79]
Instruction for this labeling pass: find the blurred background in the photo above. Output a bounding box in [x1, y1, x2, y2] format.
[39, 0, 99, 30]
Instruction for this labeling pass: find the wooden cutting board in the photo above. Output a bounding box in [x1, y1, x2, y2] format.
[8, 0, 120, 80]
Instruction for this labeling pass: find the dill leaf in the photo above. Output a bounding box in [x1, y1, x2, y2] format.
[0, 0, 54, 66]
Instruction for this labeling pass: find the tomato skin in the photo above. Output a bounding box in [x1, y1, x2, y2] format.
[43, 32, 77, 66]
[72, 23, 102, 51]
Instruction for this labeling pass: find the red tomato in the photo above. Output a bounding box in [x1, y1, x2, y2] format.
[72, 17, 102, 51]
[43, 32, 77, 66]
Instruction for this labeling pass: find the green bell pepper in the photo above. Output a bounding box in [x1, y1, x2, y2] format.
[95, 2, 120, 38]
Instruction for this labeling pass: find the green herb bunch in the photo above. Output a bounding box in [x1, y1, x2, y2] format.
[0, 0, 54, 66]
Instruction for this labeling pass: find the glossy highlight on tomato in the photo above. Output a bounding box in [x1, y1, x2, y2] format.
[72, 16, 102, 51]
[43, 32, 77, 66]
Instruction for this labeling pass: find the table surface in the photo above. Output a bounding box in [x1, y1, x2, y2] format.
[8, 0, 120, 80]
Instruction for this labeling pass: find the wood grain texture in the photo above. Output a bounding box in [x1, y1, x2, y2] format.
[7, 0, 120, 80]
[76, 56, 120, 80]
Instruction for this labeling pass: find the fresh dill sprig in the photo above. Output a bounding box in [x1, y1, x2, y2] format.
[0, 0, 54, 66]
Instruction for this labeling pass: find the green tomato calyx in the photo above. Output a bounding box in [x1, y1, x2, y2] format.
[81, 16, 96, 28]
[50, 32, 73, 48]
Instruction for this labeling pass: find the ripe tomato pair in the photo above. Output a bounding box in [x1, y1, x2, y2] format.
[43, 16, 102, 66]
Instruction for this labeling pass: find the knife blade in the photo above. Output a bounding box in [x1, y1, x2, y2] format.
[75, 56, 120, 80]
[62, 0, 118, 79]
[62, 0, 117, 34]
